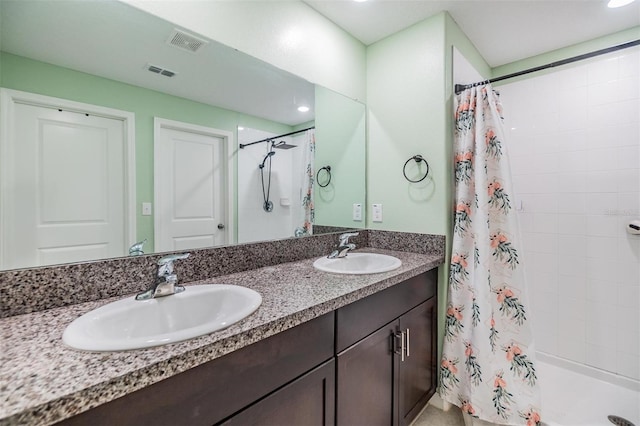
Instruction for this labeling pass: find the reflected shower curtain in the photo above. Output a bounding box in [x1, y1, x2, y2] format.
[440, 85, 541, 425]
[299, 129, 315, 235]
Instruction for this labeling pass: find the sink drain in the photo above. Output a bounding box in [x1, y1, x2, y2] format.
[608, 415, 635, 426]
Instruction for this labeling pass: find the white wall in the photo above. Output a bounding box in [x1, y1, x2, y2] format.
[121, 0, 367, 102]
[237, 129, 297, 243]
[499, 47, 640, 380]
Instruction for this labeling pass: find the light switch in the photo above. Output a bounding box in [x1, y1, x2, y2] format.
[353, 203, 362, 221]
[142, 202, 152, 216]
[372, 203, 383, 222]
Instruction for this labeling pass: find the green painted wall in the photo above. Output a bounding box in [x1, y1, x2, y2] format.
[314, 86, 366, 228]
[366, 13, 449, 363]
[366, 13, 447, 233]
[293, 120, 315, 132]
[366, 11, 491, 365]
[492, 26, 640, 84]
[0, 52, 291, 251]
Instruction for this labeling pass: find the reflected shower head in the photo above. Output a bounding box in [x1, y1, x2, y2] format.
[272, 140, 297, 150]
[259, 151, 275, 169]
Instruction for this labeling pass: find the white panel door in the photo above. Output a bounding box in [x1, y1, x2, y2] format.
[4, 103, 127, 269]
[154, 121, 228, 252]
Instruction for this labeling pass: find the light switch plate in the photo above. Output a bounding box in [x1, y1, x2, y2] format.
[142, 202, 152, 216]
[353, 203, 362, 221]
[372, 203, 383, 222]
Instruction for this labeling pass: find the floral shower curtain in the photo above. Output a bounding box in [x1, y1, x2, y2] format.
[440, 85, 541, 425]
[299, 129, 315, 235]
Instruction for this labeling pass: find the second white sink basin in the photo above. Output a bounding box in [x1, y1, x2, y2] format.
[63, 284, 262, 352]
[313, 252, 402, 274]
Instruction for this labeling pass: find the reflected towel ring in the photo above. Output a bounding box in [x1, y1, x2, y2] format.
[317, 166, 332, 188]
[403, 155, 429, 183]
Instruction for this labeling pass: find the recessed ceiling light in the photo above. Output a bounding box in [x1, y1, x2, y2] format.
[297, 106, 310, 112]
[238, 126, 244, 131]
[608, 0, 635, 7]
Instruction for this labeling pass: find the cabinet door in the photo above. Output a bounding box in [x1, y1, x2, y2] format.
[397, 298, 437, 426]
[336, 322, 397, 426]
[220, 359, 335, 426]
[336, 271, 436, 352]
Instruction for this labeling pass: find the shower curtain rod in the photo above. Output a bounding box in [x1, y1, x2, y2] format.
[239, 126, 315, 149]
[454, 39, 640, 95]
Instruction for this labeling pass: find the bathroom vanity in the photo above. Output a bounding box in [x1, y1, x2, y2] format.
[56, 270, 436, 426]
[0, 230, 444, 426]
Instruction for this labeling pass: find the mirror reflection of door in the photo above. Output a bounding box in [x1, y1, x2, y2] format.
[0, 89, 136, 269]
[153, 118, 233, 252]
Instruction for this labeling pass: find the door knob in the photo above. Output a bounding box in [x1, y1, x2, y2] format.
[217, 224, 225, 230]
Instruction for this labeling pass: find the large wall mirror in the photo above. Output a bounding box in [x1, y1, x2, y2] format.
[0, 0, 366, 270]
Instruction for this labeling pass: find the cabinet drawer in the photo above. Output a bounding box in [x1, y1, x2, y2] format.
[336, 269, 436, 353]
[57, 312, 334, 426]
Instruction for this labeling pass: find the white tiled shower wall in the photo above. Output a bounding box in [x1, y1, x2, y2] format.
[499, 47, 640, 381]
[237, 129, 304, 244]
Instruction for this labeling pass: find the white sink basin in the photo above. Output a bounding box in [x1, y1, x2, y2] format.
[63, 284, 262, 352]
[313, 252, 402, 274]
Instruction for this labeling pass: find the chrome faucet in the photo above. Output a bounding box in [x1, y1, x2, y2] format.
[135, 253, 191, 300]
[328, 232, 359, 259]
[128, 239, 147, 256]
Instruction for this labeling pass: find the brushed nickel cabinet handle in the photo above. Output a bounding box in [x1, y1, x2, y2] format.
[406, 328, 410, 358]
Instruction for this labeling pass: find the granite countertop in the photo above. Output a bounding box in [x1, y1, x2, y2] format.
[0, 248, 443, 426]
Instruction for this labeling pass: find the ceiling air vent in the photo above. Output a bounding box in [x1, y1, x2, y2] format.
[167, 29, 208, 53]
[145, 63, 177, 78]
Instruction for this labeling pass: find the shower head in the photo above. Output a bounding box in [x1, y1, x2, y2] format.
[272, 140, 297, 150]
[259, 151, 275, 169]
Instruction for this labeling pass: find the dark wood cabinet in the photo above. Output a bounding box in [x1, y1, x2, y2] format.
[336, 270, 438, 426]
[335, 272, 436, 353]
[398, 298, 437, 426]
[336, 323, 397, 426]
[221, 359, 335, 426]
[57, 269, 438, 426]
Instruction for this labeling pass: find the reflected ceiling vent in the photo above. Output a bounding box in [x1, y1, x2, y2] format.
[167, 29, 208, 53]
[145, 63, 177, 78]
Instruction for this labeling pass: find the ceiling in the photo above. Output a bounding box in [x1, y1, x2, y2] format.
[304, 0, 640, 67]
[0, 0, 315, 126]
[1, 0, 637, 123]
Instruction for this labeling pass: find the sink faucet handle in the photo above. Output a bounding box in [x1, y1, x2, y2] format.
[157, 253, 190, 276]
[136, 253, 191, 301]
[128, 239, 147, 256]
[157, 253, 191, 265]
[327, 232, 359, 259]
[338, 232, 359, 246]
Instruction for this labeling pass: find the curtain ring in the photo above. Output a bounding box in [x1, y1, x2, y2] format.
[316, 166, 332, 188]
[403, 155, 429, 183]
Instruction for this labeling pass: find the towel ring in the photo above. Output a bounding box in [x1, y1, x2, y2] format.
[317, 166, 332, 188]
[403, 155, 429, 183]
